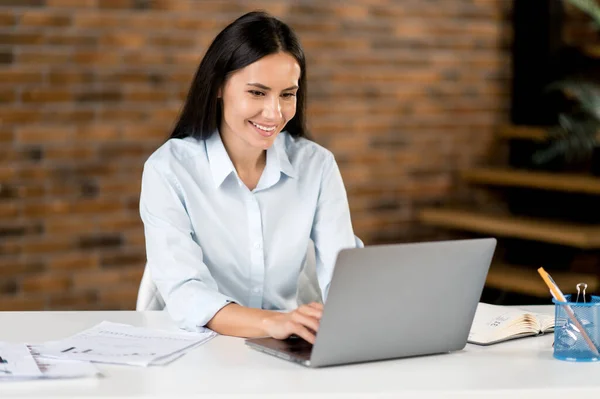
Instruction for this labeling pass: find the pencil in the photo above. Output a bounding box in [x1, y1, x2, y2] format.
[538, 267, 599, 356]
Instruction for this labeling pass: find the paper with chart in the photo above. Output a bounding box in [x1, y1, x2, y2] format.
[0, 343, 99, 380]
[28, 346, 100, 379]
[0, 343, 42, 378]
[35, 321, 216, 366]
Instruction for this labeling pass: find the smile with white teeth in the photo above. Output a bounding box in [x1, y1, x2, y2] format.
[250, 121, 276, 132]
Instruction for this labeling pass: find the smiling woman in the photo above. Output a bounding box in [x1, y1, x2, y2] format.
[139, 11, 357, 344]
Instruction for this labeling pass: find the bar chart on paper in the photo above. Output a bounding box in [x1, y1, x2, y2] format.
[0, 343, 43, 378]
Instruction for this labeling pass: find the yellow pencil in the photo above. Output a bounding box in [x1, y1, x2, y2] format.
[538, 267, 599, 356]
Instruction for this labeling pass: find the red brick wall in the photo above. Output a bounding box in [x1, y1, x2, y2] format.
[0, 0, 512, 310]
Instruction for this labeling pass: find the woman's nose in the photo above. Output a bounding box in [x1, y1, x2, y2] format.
[263, 98, 282, 120]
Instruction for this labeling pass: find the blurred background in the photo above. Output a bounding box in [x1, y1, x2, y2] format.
[1, 0, 599, 311]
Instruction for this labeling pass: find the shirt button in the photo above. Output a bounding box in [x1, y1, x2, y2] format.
[254, 242, 262, 249]
[253, 287, 260, 293]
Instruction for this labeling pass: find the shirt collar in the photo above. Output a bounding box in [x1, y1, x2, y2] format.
[272, 133, 297, 179]
[205, 131, 236, 188]
[205, 131, 297, 189]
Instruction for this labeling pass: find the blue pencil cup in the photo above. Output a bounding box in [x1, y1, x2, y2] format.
[553, 295, 600, 362]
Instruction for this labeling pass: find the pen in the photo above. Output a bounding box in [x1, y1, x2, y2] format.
[537, 267, 599, 356]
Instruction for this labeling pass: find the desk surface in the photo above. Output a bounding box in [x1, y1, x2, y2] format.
[1, 307, 599, 399]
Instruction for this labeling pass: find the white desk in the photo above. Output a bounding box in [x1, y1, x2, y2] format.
[1, 307, 599, 399]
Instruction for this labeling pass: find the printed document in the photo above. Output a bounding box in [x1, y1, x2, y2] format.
[36, 321, 216, 366]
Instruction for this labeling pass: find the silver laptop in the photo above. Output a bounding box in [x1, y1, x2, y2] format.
[245, 238, 496, 367]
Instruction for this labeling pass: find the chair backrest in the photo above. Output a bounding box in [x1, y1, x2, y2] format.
[136, 236, 364, 311]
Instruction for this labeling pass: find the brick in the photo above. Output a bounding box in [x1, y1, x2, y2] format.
[0, 296, 45, 311]
[122, 51, 169, 66]
[18, 50, 72, 64]
[0, 203, 19, 218]
[0, 128, 13, 143]
[21, 237, 75, 255]
[97, 286, 138, 310]
[22, 89, 73, 103]
[173, 16, 221, 31]
[148, 35, 197, 48]
[26, 199, 120, 218]
[45, 216, 94, 235]
[74, 124, 121, 141]
[147, 107, 180, 124]
[165, 69, 194, 83]
[97, 70, 164, 85]
[44, 32, 97, 46]
[6, 184, 45, 200]
[79, 233, 123, 250]
[73, 51, 121, 66]
[99, 32, 146, 48]
[75, 89, 122, 102]
[47, 253, 99, 271]
[19, 11, 72, 27]
[96, 108, 147, 122]
[47, 0, 97, 7]
[44, 146, 95, 160]
[98, 0, 136, 9]
[69, 199, 123, 215]
[48, 291, 98, 309]
[0, 258, 45, 277]
[16, 125, 73, 143]
[41, 109, 94, 124]
[22, 200, 70, 218]
[124, 89, 169, 102]
[122, 124, 169, 141]
[0, 221, 43, 238]
[123, 229, 145, 247]
[22, 274, 72, 294]
[0, 50, 13, 64]
[0, 70, 43, 84]
[48, 70, 94, 85]
[97, 143, 148, 161]
[0, 279, 18, 295]
[0, 240, 21, 256]
[73, 13, 124, 28]
[97, 213, 143, 231]
[100, 251, 145, 268]
[0, 32, 43, 45]
[0, 89, 15, 102]
[0, 11, 16, 26]
[73, 268, 141, 291]
[0, 0, 44, 5]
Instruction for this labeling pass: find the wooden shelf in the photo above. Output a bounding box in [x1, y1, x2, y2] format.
[461, 167, 600, 195]
[418, 208, 600, 249]
[486, 263, 599, 298]
[498, 125, 600, 141]
[498, 125, 548, 141]
[582, 45, 600, 58]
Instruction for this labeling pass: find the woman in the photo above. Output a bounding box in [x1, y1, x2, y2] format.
[139, 11, 356, 344]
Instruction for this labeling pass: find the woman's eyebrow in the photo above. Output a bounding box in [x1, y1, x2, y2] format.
[247, 83, 299, 91]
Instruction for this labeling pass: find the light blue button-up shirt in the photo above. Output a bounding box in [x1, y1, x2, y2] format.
[139, 131, 356, 332]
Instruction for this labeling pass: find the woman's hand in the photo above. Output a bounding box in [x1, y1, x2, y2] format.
[262, 302, 323, 344]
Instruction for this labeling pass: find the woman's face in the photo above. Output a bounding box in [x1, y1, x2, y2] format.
[219, 52, 301, 152]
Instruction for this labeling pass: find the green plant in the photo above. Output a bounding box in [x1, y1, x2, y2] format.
[533, 80, 600, 165]
[532, 0, 600, 166]
[567, 0, 600, 29]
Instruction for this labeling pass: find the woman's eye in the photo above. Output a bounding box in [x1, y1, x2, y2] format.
[282, 92, 296, 98]
[248, 90, 265, 96]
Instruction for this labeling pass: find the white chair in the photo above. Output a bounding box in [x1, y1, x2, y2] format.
[136, 236, 364, 311]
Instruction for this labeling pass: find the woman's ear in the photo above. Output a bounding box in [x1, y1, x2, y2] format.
[217, 87, 222, 98]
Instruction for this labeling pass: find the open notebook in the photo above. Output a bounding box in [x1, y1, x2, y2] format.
[468, 303, 555, 346]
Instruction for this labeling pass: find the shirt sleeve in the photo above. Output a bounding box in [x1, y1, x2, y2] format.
[139, 162, 235, 331]
[310, 152, 356, 301]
